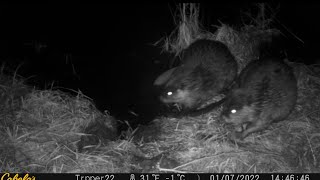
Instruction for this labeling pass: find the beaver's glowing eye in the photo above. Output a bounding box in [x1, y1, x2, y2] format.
[167, 91, 173, 96]
[231, 109, 237, 114]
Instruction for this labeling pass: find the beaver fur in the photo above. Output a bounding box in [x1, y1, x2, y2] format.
[154, 39, 238, 116]
[221, 57, 297, 140]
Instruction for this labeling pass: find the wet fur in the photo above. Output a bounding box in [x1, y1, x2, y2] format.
[221, 57, 297, 140]
[154, 39, 238, 115]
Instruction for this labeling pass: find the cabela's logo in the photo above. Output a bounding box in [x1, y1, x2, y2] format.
[1, 173, 35, 180]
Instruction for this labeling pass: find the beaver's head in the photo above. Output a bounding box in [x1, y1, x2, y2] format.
[221, 88, 254, 124]
[155, 65, 199, 109]
[160, 87, 196, 108]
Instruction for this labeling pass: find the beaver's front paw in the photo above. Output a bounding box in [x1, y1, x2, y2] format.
[229, 129, 245, 142]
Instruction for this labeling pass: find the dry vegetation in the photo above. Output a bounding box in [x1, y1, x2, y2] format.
[0, 3, 319, 173]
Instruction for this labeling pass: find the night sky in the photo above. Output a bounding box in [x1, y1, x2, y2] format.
[0, 3, 319, 126]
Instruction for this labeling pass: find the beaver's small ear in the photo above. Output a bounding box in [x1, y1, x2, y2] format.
[232, 88, 251, 105]
[154, 67, 177, 86]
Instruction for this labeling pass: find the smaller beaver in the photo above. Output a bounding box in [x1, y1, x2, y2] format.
[221, 57, 297, 140]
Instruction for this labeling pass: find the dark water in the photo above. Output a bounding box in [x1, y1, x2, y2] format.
[0, 3, 320, 129]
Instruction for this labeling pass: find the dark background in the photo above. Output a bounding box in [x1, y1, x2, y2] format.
[0, 3, 319, 127]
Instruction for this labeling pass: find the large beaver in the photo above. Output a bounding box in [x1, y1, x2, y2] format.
[154, 39, 238, 116]
[221, 57, 297, 140]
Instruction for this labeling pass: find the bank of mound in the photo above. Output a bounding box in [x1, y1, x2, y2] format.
[0, 65, 123, 173]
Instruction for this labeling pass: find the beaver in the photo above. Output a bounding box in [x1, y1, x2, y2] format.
[154, 39, 238, 116]
[221, 57, 297, 140]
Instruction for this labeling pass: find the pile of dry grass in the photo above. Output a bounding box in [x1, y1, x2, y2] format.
[0, 66, 124, 172]
[132, 3, 320, 173]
